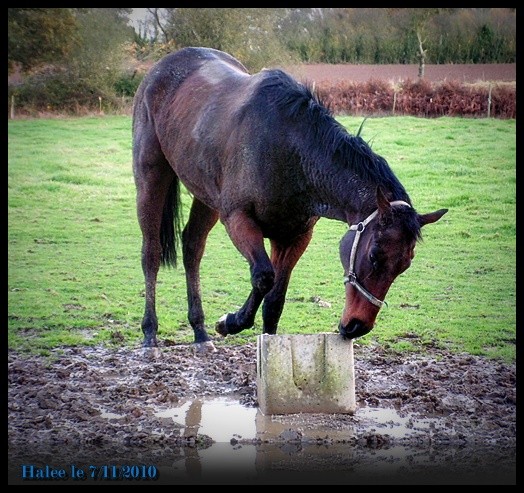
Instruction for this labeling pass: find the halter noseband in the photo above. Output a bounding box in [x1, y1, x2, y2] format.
[343, 200, 411, 308]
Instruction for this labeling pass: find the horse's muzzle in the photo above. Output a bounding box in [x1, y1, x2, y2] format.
[338, 319, 373, 340]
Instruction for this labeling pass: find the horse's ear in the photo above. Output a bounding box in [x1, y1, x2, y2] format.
[418, 208, 448, 227]
[376, 186, 390, 214]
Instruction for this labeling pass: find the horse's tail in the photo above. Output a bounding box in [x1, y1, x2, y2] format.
[160, 177, 184, 268]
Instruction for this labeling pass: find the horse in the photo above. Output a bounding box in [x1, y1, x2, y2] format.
[132, 47, 448, 351]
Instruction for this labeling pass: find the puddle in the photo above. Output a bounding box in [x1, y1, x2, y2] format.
[153, 395, 451, 443]
[155, 397, 258, 442]
[99, 409, 125, 420]
[145, 396, 515, 484]
[355, 406, 451, 438]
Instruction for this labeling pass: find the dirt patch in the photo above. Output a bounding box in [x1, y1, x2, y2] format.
[8, 340, 515, 484]
[286, 63, 516, 83]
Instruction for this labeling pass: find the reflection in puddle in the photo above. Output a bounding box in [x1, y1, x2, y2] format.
[153, 396, 448, 442]
[88, 397, 514, 484]
[155, 397, 258, 442]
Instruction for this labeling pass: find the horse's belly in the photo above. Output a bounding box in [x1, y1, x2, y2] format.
[256, 206, 316, 241]
[176, 170, 221, 210]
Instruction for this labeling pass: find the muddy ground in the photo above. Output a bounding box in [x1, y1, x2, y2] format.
[8, 339, 516, 484]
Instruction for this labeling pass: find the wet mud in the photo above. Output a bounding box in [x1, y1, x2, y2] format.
[8, 340, 516, 484]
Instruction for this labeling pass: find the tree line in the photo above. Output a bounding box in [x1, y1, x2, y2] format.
[8, 8, 516, 114]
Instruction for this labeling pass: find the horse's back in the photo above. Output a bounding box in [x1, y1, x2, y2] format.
[134, 47, 248, 117]
[132, 48, 250, 182]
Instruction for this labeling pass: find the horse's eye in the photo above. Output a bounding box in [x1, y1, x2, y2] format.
[370, 253, 379, 271]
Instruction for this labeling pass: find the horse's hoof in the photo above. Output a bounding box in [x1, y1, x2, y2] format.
[215, 314, 229, 336]
[143, 346, 162, 360]
[192, 341, 217, 354]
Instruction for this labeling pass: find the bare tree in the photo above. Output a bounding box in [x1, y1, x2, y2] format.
[408, 8, 446, 78]
[417, 30, 427, 78]
[146, 8, 169, 43]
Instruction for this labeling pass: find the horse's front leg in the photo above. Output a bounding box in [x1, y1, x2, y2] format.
[182, 198, 219, 348]
[262, 230, 314, 334]
[216, 210, 274, 336]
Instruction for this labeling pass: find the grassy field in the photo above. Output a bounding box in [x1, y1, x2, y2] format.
[8, 115, 516, 362]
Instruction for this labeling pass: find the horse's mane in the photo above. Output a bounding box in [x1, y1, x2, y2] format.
[255, 69, 408, 199]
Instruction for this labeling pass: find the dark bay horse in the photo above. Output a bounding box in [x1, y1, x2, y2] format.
[132, 47, 448, 350]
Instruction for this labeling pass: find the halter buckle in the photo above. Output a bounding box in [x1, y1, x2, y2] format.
[343, 272, 357, 285]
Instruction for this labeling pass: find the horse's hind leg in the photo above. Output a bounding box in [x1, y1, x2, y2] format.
[182, 198, 219, 347]
[134, 152, 175, 349]
[216, 210, 274, 336]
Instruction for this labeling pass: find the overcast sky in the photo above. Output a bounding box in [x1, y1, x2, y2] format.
[128, 8, 149, 30]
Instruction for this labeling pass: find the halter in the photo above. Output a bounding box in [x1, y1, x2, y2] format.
[343, 200, 411, 308]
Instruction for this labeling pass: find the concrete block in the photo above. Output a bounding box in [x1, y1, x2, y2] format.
[256, 333, 355, 415]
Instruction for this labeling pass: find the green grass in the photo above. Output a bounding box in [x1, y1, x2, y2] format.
[8, 115, 516, 362]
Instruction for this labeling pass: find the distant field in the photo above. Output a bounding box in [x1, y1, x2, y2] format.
[286, 63, 516, 84]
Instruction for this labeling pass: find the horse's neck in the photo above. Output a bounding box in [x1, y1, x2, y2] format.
[308, 166, 378, 223]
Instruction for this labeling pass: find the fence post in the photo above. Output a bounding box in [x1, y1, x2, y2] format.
[10, 95, 15, 119]
[392, 91, 397, 115]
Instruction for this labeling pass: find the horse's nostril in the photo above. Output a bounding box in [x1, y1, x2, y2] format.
[339, 320, 372, 340]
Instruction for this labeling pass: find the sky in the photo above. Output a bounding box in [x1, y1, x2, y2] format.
[128, 8, 149, 30]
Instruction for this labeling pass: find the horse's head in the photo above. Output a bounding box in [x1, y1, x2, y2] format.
[339, 187, 448, 339]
